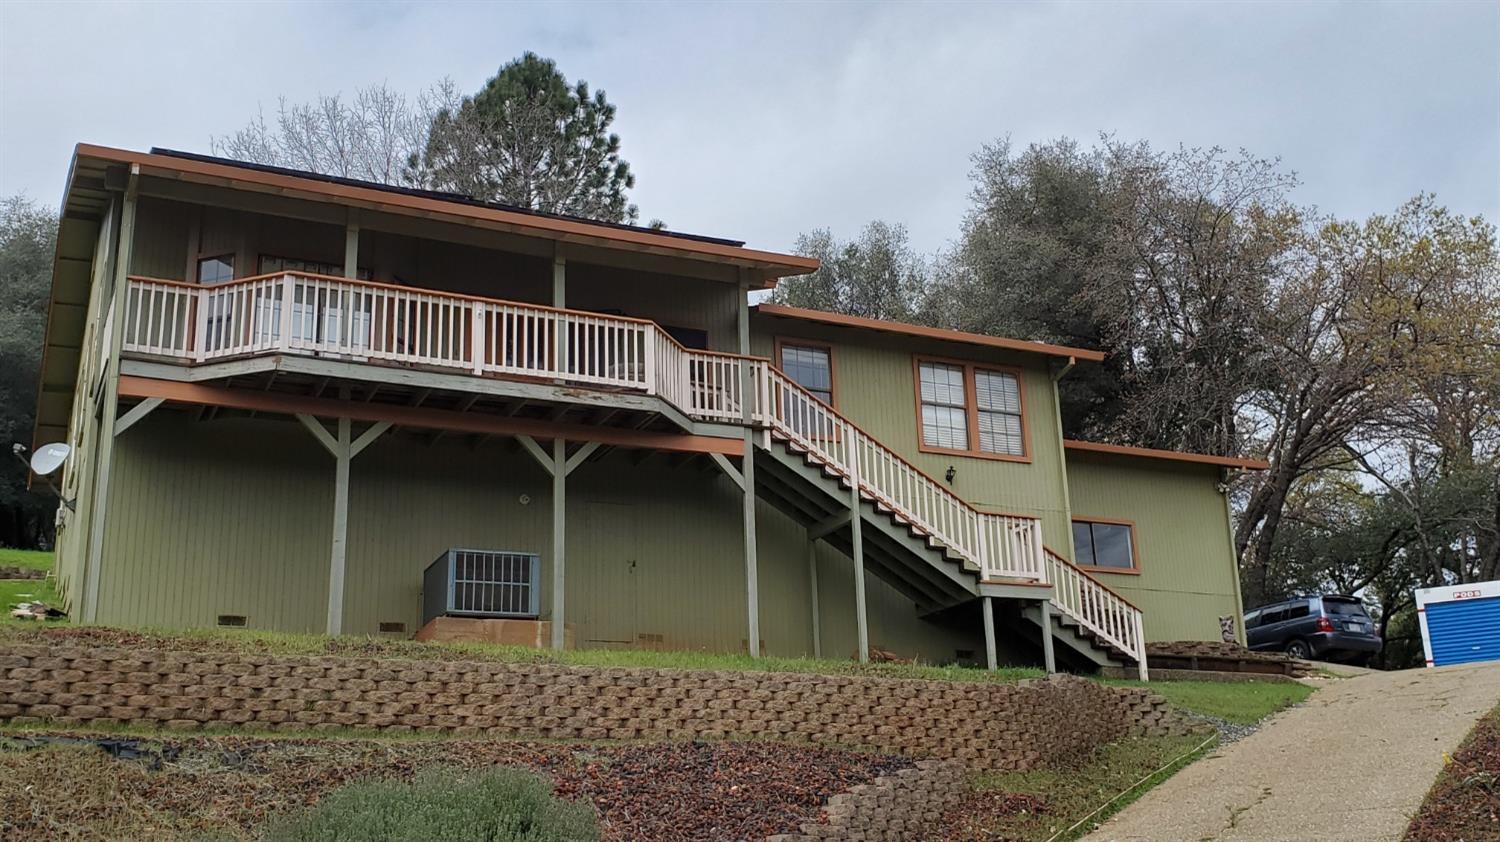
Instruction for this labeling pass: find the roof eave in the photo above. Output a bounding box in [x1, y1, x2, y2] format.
[1063, 439, 1270, 471]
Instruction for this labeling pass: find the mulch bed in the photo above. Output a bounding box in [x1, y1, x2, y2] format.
[1404, 705, 1500, 842]
[0, 732, 909, 841]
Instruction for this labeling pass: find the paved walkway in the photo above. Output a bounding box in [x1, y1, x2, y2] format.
[1087, 662, 1500, 842]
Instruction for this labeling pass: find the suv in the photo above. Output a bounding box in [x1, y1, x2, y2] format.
[1244, 595, 1382, 663]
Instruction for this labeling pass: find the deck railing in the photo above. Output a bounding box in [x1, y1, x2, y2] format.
[1045, 548, 1148, 679]
[758, 365, 1046, 582]
[123, 273, 1055, 585]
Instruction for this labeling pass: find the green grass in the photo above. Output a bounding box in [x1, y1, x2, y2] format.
[1103, 678, 1313, 724]
[960, 733, 1215, 841]
[0, 624, 1045, 684]
[0, 549, 53, 573]
[0, 578, 64, 629]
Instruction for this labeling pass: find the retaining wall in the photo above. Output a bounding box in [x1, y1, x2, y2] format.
[0, 642, 1196, 771]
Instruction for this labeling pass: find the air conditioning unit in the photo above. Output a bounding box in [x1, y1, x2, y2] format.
[422, 548, 540, 627]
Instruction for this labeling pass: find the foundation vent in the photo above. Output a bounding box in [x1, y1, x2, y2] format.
[216, 615, 247, 628]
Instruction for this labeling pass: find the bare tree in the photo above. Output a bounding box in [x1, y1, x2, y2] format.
[213, 80, 453, 186]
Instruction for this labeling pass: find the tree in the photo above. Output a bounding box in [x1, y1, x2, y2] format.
[213, 81, 445, 186]
[412, 53, 637, 222]
[770, 222, 927, 322]
[1236, 199, 1499, 605]
[0, 195, 58, 549]
[926, 138, 1133, 438]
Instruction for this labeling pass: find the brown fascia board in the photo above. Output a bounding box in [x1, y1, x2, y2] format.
[69, 144, 820, 286]
[754, 303, 1108, 362]
[1063, 439, 1271, 471]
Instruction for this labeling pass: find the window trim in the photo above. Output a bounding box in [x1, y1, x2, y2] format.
[775, 336, 838, 407]
[911, 355, 1030, 463]
[195, 253, 236, 284]
[1070, 516, 1141, 574]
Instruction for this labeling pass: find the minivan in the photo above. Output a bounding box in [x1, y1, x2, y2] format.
[1244, 595, 1382, 663]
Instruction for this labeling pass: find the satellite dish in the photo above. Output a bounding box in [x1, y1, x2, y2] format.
[29, 443, 70, 477]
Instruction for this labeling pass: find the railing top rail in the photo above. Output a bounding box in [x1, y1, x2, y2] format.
[1044, 546, 1142, 610]
[125, 273, 774, 364]
[764, 365, 1040, 526]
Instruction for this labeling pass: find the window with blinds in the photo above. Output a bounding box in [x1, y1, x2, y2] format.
[916, 359, 1026, 458]
[780, 342, 834, 404]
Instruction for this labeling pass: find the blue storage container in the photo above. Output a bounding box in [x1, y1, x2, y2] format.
[1417, 582, 1500, 667]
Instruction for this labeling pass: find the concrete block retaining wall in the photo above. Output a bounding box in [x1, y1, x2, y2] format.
[0, 642, 1196, 771]
[769, 760, 968, 841]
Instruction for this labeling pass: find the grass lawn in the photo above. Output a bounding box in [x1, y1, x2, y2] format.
[1404, 702, 1500, 841]
[1102, 678, 1312, 724]
[1, 624, 1046, 684]
[1, 550, 64, 629]
[939, 733, 1215, 841]
[0, 548, 53, 573]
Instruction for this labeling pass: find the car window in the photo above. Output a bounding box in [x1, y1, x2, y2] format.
[1285, 603, 1311, 620]
[1244, 610, 1262, 629]
[1322, 599, 1368, 617]
[1261, 608, 1287, 625]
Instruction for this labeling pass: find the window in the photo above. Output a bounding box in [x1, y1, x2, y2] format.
[779, 341, 834, 405]
[915, 358, 1027, 459]
[258, 254, 371, 280]
[1285, 603, 1311, 620]
[1243, 609, 1263, 629]
[1072, 519, 1137, 571]
[197, 255, 234, 284]
[1261, 607, 1288, 626]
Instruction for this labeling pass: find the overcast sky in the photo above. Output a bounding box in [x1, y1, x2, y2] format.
[2, 1, 1496, 255]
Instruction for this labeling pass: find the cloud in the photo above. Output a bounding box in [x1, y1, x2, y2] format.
[2, 0, 1494, 255]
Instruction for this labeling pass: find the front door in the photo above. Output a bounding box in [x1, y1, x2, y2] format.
[573, 500, 639, 648]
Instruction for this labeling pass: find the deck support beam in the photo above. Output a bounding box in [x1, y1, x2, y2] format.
[113, 397, 162, 438]
[1038, 597, 1057, 674]
[551, 436, 567, 651]
[298, 406, 390, 636]
[343, 212, 359, 279]
[737, 272, 760, 657]
[983, 596, 998, 671]
[81, 172, 136, 624]
[849, 434, 869, 664]
[808, 541, 822, 659]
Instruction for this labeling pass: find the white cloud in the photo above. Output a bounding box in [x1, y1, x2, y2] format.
[2, 0, 1495, 255]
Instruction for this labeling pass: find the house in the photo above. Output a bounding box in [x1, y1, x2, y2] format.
[33, 145, 1267, 677]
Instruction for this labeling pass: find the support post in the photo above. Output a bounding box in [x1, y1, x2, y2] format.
[849, 423, 868, 664]
[1134, 612, 1149, 682]
[343, 213, 359, 279]
[81, 172, 137, 624]
[551, 436, 567, 651]
[983, 596, 998, 671]
[326, 416, 351, 636]
[553, 246, 566, 381]
[737, 271, 760, 657]
[1039, 598, 1057, 674]
[808, 541, 822, 659]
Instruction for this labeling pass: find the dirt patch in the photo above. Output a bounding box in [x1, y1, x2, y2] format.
[1404, 703, 1500, 842]
[935, 791, 1051, 840]
[0, 732, 907, 841]
[0, 568, 45, 581]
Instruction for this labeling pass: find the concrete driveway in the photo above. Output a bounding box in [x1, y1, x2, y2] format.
[1087, 661, 1500, 842]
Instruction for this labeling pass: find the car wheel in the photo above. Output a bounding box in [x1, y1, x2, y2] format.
[1285, 639, 1311, 659]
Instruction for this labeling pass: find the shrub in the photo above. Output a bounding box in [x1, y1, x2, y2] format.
[260, 767, 599, 842]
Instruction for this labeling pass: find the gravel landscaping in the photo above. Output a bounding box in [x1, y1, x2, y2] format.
[0, 732, 910, 840]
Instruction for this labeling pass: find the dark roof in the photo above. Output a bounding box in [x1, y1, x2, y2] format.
[149, 147, 746, 248]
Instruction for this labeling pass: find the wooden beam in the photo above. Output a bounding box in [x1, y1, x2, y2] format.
[808, 541, 822, 659]
[564, 441, 600, 477]
[551, 436, 566, 651]
[708, 453, 743, 490]
[350, 421, 392, 458]
[807, 510, 851, 541]
[1039, 598, 1057, 675]
[117, 376, 745, 456]
[326, 416, 352, 636]
[515, 435, 554, 476]
[295, 414, 339, 456]
[983, 596, 998, 671]
[113, 397, 163, 437]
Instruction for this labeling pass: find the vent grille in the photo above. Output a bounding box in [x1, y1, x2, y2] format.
[217, 615, 247, 627]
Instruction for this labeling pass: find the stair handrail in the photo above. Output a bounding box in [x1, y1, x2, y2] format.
[756, 364, 1046, 582]
[1044, 547, 1148, 679]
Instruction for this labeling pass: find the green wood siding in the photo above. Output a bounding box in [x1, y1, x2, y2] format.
[750, 316, 1074, 551]
[1064, 452, 1242, 642]
[97, 412, 1003, 664]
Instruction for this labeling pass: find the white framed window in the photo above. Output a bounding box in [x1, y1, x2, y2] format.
[916, 358, 1028, 459]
